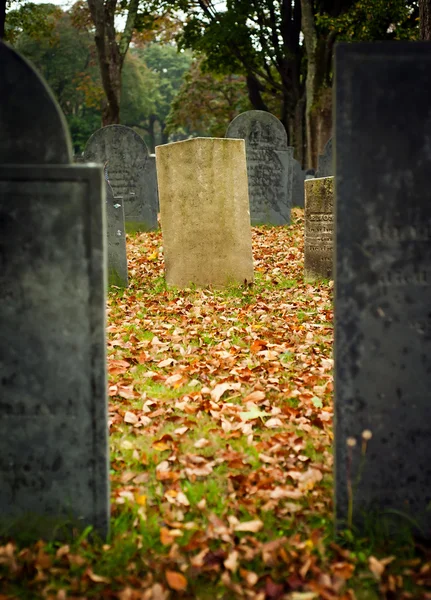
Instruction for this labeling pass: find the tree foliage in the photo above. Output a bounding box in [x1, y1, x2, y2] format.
[169, 0, 419, 166]
[166, 59, 252, 138]
[122, 43, 193, 149]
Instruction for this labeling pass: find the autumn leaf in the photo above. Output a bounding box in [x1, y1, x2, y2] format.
[165, 570, 187, 591]
[211, 382, 241, 402]
[234, 520, 264, 533]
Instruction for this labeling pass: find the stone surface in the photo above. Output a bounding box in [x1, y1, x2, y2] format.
[0, 42, 72, 164]
[316, 138, 333, 178]
[291, 158, 305, 208]
[335, 42, 431, 537]
[0, 42, 109, 540]
[226, 110, 292, 225]
[106, 183, 128, 287]
[84, 125, 157, 232]
[156, 138, 254, 288]
[304, 177, 333, 281]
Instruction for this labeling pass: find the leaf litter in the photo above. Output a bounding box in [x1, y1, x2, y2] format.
[1, 210, 430, 599]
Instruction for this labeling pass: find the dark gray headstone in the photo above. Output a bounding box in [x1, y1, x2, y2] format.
[226, 110, 292, 225]
[292, 158, 305, 208]
[316, 138, 332, 178]
[84, 125, 157, 233]
[335, 42, 431, 537]
[0, 42, 109, 540]
[105, 182, 128, 287]
[304, 177, 333, 280]
[0, 43, 72, 164]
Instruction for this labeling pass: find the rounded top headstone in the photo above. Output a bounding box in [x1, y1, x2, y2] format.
[83, 125, 149, 169]
[0, 42, 72, 164]
[226, 110, 287, 150]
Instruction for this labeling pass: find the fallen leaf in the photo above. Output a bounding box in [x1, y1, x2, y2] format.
[124, 411, 138, 424]
[234, 520, 263, 533]
[165, 570, 187, 591]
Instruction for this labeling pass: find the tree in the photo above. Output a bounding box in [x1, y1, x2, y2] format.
[12, 4, 103, 153]
[420, 0, 431, 39]
[121, 43, 193, 150]
[175, 0, 305, 159]
[84, 0, 181, 126]
[86, 0, 140, 125]
[172, 0, 418, 167]
[4, 1, 62, 43]
[166, 58, 252, 138]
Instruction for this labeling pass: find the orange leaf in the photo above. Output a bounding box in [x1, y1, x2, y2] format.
[166, 569, 187, 591]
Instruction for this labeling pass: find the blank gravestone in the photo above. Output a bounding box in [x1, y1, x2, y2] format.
[84, 125, 157, 232]
[335, 42, 431, 537]
[316, 138, 333, 178]
[156, 138, 254, 288]
[304, 177, 333, 280]
[105, 178, 128, 287]
[226, 110, 293, 225]
[0, 42, 109, 539]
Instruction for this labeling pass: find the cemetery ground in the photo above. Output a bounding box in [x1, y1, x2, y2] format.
[1, 211, 431, 600]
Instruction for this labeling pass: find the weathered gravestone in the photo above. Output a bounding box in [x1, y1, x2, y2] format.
[105, 177, 128, 287]
[0, 42, 109, 539]
[316, 138, 333, 178]
[156, 138, 254, 288]
[84, 125, 157, 232]
[226, 111, 293, 225]
[335, 42, 431, 537]
[304, 177, 333, 280]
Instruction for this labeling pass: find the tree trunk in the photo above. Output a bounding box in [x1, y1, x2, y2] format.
[300, 0, 319, 168]
[420, 0, 431, 40]
[0, 0, 6, 39]
[293, 95, 306, 167]
[246, 73, 269, 112]
[87, 0, 139, 126]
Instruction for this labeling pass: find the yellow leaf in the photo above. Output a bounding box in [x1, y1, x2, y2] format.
[135, 494, 147, 506]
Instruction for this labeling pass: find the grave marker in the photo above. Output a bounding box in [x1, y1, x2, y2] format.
[0, 42, 109, 539]
[84, 125, 157, 232]
[105, 180, 128, 288]
[335, 42, 431, 536]
[226, 110, 293, 225]
[156, 138, 254, 288]
[304, 177, 333, 280]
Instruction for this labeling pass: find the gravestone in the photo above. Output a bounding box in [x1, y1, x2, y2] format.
[316, 138, 333, 178]
[156, 138, 254, 288]
[105, 177, 128, 287]
[304, 177, 333, 280]
[335, 42, 431, 537]
[226, 110, 293, 225]
[0, 42, 109, 539]
[291, 158, 305, 208]
[84, 125, 157, 232]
